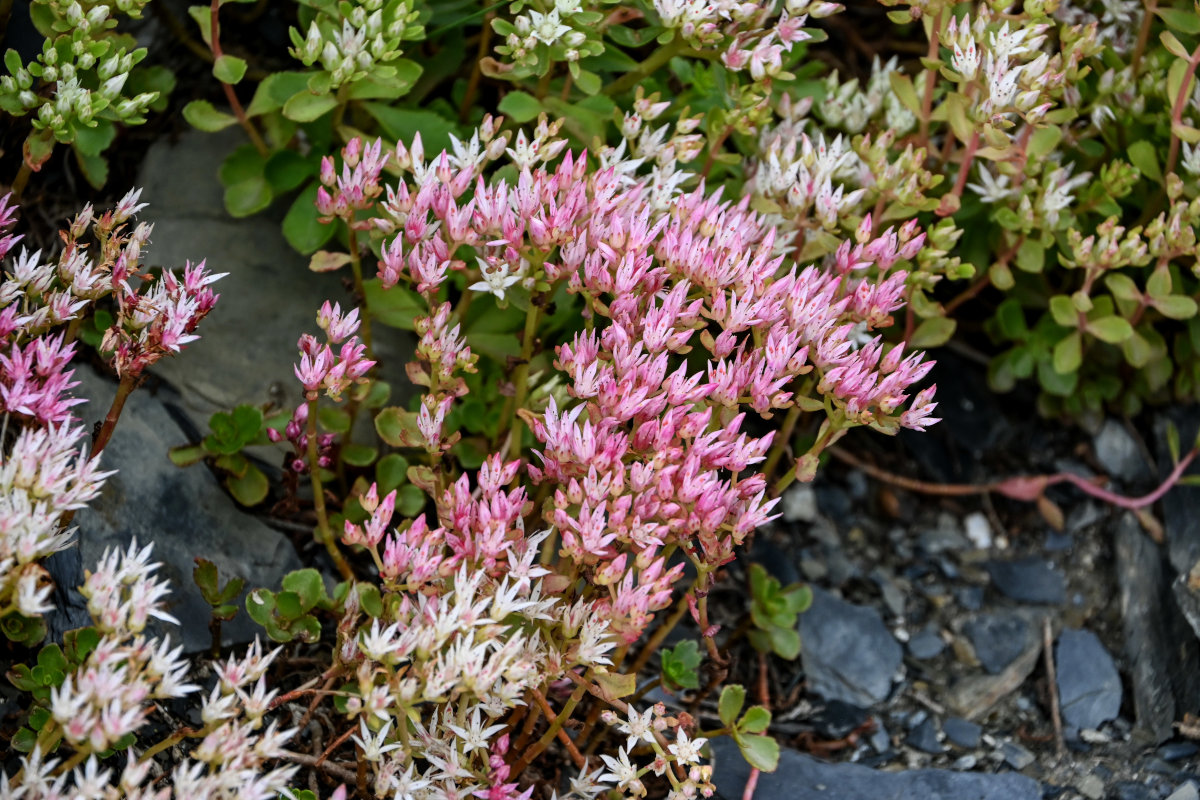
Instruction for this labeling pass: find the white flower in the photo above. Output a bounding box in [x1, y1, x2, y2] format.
[1182, 142, 1200, 177]
[469, 258, 522, 302]
[527, 9, 571, 45]
[967, 165, 1014, 204]
[667, 729, 704, 765]
[447, 706, 507, 754]
[351, 717, 402, 762]
[600, 747, 644, 795]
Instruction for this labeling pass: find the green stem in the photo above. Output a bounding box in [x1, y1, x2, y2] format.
[506, 297, 541, 462]
[9, 159, 33, 200]
[345, 227, 373, 360]
[306, 393, 353, 580]
[604, 38, 690, 97]
[762, 404, 802, 484]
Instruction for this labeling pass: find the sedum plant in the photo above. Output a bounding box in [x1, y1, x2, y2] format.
[0, 189, 221, 645]
[0, 0, 174, 192]
[172, 117, 939, 795]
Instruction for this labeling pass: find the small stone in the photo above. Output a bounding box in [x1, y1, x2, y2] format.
[920, 515, 969, 554]
[987, 558, 1067, 605]
[782, 483, 819, 523]
[964, 512, 992, 549]
[957, 586, 985, 611]
[943, 717, 982, 749]
[1168, 781, 1200, 800]
[1094, 418, 1146, 484]
[1056, 628, 1122, 731]
[869, 722, 891, 754]
[871, 567, 907, 618]
[811, 700, 870, 740]
[1077, 774, 1104, 800]
[952, 755, 977, 770]
[1001, 741, 1036, 770]
[908, 628, 946, 660]
[964, 612, 1033, 674]
[907, 717, 944, 754]
[798, 588, 903, 708]
[1159, 742, 1200, 762]
[1111, 781, 1154, 800]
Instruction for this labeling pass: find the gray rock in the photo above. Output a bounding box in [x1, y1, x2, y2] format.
[871, 567, 907, 618]
[1158, 742, 1200, 762]
[1000, 741, 1035, 770]
[919, 514, 969, 554]
[951, 755, 976, 770]
[781, 483, 818, 523]
[964, 612, 1033, 674]
[135, 127, 414, 431]
[798, 588, 902, 708]
[1094, 419, 1147, 484]
[906, 717, 943, 754]
[71, 365, 303, 653]
[1077, 774, 1105, 800]
[908, 628, 945, 660]
[1056, 628, 1122, 731]
[1155, 409, 1200, 576]
[1168, 781, 1199, 800]
[943, 717, 982, 749]
[986, 557, 1066, 605]
[1117, 514, 1200, 744]
[947, 630, 1042, 720]
[1174, 574, 1200, 643]
[710, 738, 1041, 800]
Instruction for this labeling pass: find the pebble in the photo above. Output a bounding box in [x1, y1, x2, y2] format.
[1001, 741, 1036, 770]
[964, 512, 993, 549]
[1056, 629, 1123, 731]
[1111, 781, 1154, 800]
[798, 588, 903, 708]
[956, 586, 985, 611]
[782, 483, 819, 523]
[1077, 774, 1104, 800]
[964, 612, 1033, 675]
[986, 558, 1067, 605]
[943, 717, 983, 749]
[952, 755, 977, 770]
[908, 628, 946, 660]
[1093, 419, 1146, 484]
[907, 717, 944, 755]
[1159, 743, 1200, 762]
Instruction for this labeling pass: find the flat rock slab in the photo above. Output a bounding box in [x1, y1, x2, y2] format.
[711, 738, 1041, 800]
[71, 365, 303, 652]
[1056, 628, 1122, 731]
[799, 587, 902, 708]
[135, 127, 413, 429]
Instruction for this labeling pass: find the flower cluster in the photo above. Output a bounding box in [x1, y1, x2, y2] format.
[0, 190, 220, 641]
[289, 0, 423, 90]
[3, 543, 299, 800]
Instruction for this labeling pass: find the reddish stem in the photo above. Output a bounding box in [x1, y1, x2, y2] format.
[210, 0, 269, 157]
[1166, 45, 1200, 176]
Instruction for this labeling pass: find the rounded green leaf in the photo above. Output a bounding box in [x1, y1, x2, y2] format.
[282, 90, 339, 122]
[375, 454, 409, 495]
[224, 177, 272, 218]
[1086, 315, 1134, 344]
[341, 443, 378, 467]
[1153, 295, 1198, 320]
[213, 54, 247, 85]
[719, 684, 746, 727]
[183, 99, 238, 132]
[735, 733, 780, 773]
[1052, 330, 1082, 374]
[226, 464, 268, 506]
[283, 182, 336, 255]
[908, 316, 956, 349]
[497, 90, 543, 123]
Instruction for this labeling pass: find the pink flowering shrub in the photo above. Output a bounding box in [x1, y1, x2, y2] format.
[221, 120, 940, 797]
[0, 190, 221, 643]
